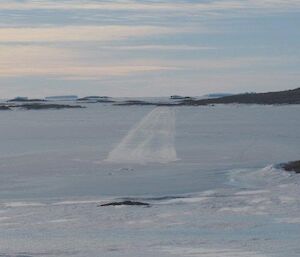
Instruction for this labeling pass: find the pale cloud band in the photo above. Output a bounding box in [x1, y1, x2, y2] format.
[0, 26, 179, 43]
[1, 45, 293, 79]
[0, 25, 202, 79]
[1, 0, 300, 12]
[0, 24, 214, 79]
[0, 45, 179, 79]
[0, 0, 299, 97]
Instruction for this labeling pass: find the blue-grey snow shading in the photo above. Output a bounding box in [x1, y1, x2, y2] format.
[0, 104, 300, 256]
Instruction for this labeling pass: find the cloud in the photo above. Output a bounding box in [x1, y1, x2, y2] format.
[0, 0, 299, 13]
[97, 45, 216, 51]
[0, 25, 179, 43]
[0, 45, 179, 79]
[1, 44, 289, 80]
[0, 65, 177, 79]
[0, 1, 298, 97]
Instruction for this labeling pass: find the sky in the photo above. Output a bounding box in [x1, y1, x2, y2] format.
[0, 0, 299, 98]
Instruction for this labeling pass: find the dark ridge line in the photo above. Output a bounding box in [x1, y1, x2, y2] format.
[113, 88, 300, 106]
[181, 87, 300, 106]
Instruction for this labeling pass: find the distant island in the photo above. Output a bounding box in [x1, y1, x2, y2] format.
[181, 87, 300, 106]
[1, 88, 300, 110]
[7, 97, 46, 102]
[45, 95, 78, 101]
[115, 88, 300, 106]
[0, 103, 84, 110]
[77, 96, 115, 103]
[203, 93, 234, 98]
[18, 103, 84, 110]
[170, 95, 194, 100]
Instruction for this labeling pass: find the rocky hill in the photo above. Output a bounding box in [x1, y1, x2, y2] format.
[182, 88, 300, 105]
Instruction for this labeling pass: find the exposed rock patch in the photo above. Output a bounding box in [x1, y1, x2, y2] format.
[99, 200, 150, 207]
[282, 161, 300, 173]
[114, 100, 178, 106]
[113, 88, 300, 106]
[181, 87, 300, 106]
[7, 98, 46, 102]
[19, 103, 84, 110]
[0, 106, 11, 110]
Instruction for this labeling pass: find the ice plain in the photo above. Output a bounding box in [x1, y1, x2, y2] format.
[0, 103, 300, 256]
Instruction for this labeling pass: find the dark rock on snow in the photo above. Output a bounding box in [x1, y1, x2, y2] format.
[181, 87, 300, 106]
[19, 103, 84, 110]
[282, 161, 300, 173]
[0, 105, 11, 110]
[99, 200, 150, 207]
[7, 97, 45, 102]
[114, 88, 300, 106]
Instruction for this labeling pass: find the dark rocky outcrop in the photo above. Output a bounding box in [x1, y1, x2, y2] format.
[114, 88, 300, 106]
[170, 95, 194, 100]
[99, 200, 150, 207]
[19, 103, 84, 110]
[77, 96, 114, 103]
[282, 161, 300, 173]
[114, 100, 158, 106]
[203, 93, 234, 98]
[181, 88, 300, 106]
[115, 100, 177, 106]
[78, 96, 109, 100]
[7, 98, 45, 102]
[78, 99, 115, 103]
[0, 105, 11, 110]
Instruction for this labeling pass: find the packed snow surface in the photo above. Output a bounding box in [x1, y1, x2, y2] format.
[0, 103, 300, 256]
